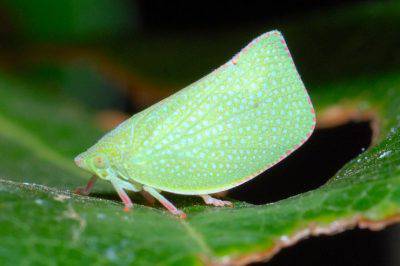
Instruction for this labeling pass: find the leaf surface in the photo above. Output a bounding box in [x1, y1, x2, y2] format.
[1, 70, 400, 265]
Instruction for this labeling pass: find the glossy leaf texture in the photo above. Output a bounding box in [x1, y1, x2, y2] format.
[1, 64, 400, 265]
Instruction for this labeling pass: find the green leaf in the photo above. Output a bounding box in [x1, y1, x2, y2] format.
[1, 68, 400, 265]
[0, 74, 110, 191]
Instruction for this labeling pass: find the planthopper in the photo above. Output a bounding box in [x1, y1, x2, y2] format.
[74, 30, 316, 218]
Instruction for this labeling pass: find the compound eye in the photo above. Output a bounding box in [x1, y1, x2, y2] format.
[93, 156, 106, 169]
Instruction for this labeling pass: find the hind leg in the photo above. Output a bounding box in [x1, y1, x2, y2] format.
[140, 191, 156, 205]
[143, 186, 186, 219]
[200, 194, 233, 207]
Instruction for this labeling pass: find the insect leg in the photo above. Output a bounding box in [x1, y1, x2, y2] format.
[140, 191, 156, 205]
[112, 182, 133, 212]
[143, 186, 186, 219]
[200, 195, 233, 207]
[74, 175, 98, 196]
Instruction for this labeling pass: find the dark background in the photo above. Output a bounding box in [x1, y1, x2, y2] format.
[0, 0, 399, 265]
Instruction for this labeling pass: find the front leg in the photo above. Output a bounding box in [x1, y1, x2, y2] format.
[200, 194, 233, 207]
[74, 175, 98, 196]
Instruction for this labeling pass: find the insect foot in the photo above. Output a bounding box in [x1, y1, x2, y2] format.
[74, 187, 90, 196]
[74, 175, 98, 196]
[201, 195, 233, 207]
[174, 210, 187, 219]
[123, 205, 133, 212]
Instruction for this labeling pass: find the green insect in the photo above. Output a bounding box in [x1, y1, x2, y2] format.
[74, 30, 316, 218]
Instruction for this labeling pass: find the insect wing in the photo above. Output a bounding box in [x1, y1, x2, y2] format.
[119, 31, 315, 194]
